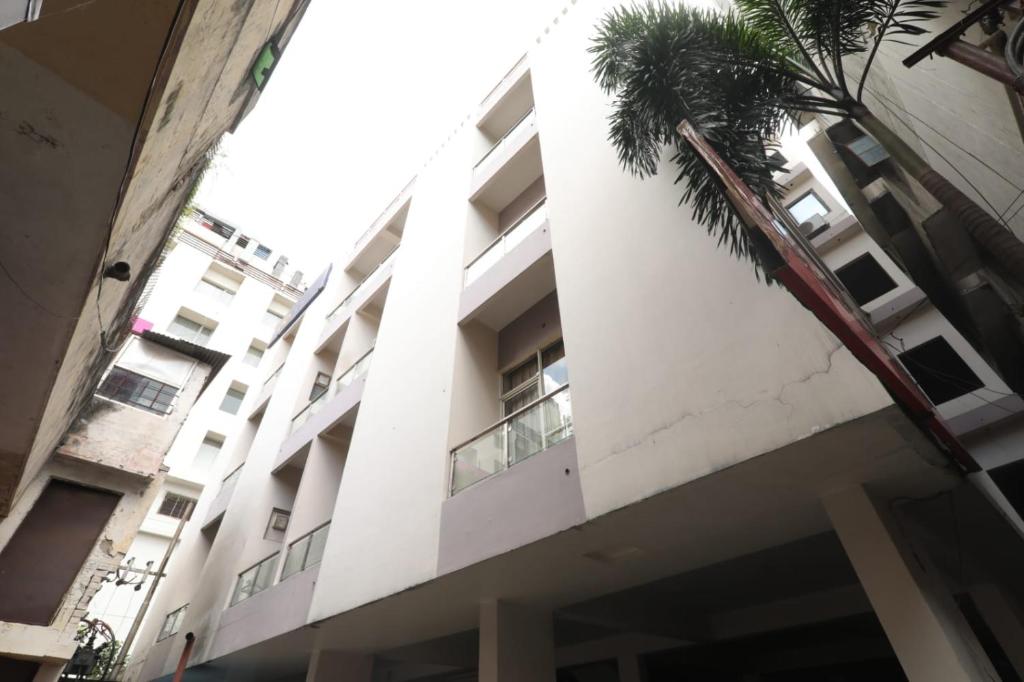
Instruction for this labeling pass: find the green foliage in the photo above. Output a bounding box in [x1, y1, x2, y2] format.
[589, 0, 946, 276]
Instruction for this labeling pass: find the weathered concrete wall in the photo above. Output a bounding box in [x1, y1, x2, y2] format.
[56, 339, 211, 479]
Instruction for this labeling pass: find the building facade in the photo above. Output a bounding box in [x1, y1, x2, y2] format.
[86, 212, 304, 643]
[130, 2, 1024, 681]
[0, 331, 228, 681]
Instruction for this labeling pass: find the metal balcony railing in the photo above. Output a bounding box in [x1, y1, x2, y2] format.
[326, 247, 399, 323]
[474, 108, 536, 171]
[280, 522, 331, 580]
[449, 383, 573, 496]
[464, 199, 547, 286]
[289, 348, 374, 434]
[221, 463, 243, 491]
[262, 364, 284, 388]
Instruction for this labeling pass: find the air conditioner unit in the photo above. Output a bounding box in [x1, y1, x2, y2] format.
[798, 214, 829, 238]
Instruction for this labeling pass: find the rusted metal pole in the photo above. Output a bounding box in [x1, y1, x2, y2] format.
[940, 40, 1024, 93]
[111, 501, 193, 679]
[171, 632, 196, 682]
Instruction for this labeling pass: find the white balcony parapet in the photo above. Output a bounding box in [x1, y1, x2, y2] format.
[289, 348, 374, 434]
[351, 178, 416, 257]
[449, 383, 573, 496]
[465, 199, 547, 287]
[474, 108, 536, 171]
[326, 247, 399, 324]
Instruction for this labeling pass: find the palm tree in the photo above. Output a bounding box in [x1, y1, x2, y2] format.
[590, 0, 1024, 282]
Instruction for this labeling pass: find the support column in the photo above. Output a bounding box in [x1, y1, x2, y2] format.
[305, 649, 372, 682]
[32, 663, 63, 682]
[479, 600, 555, 682]
[824, 485, 995, 681]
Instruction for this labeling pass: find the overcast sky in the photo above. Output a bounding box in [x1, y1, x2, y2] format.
[194, 0, 562, 279]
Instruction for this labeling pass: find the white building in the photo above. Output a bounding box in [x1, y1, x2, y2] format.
[127, 2, 1024, 681]
[86, 212, 305, 645]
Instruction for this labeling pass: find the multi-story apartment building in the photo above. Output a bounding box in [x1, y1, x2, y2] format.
[0, 329, 228, 681]
[129, 3, 1024, 681]
[87, 211, 304, 643]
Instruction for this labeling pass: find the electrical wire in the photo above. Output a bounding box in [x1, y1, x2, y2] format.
[94, 0, 193, 353]
[863, 87, 1021, 231]
[864, 85, 1023, 195]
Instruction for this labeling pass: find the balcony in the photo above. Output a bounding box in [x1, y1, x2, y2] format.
[249, 363, 284, 419]
[470, 109, 542, 211]
[477, 55, 530, 137]
[458, 203, 553, 331]
[203, 463, 243, 529]
[449, 384, 573, 495]
[274, 349, 373, 471]
[346, 179, 414, 276]
[319, 248, 397, 347]
[280, 522, 330, 580]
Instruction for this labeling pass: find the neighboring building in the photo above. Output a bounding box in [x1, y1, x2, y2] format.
[0, 330, 228, 681]
[129, 3, 1024, 682]
[86, 212, 304, 643]
[0, 0, 310, 522]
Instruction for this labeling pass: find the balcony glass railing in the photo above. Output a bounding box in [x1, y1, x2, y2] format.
[221, 463, 243, 491]
[326, 247, 399, 323]
[262, 364, 284, 388]
[280, 522, 330, 580]
[474, 108, 536, 170]
[449, 383, 573, 496]
[464, 199, 547, 286]
[336, 348, 373, 392]
[289, 349, 374, 435]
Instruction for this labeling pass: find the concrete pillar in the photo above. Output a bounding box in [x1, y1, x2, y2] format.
[616, 654, 644, 682]
[479, 600, 555, 682]
[969, 583, 1024, 678]
[305, 649, 372, 682]
[32, 663, 63, 682]
[824, 485, 995, 681]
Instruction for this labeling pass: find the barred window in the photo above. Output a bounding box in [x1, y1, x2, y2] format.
[97, 367, 179, 415]
[158, 493, 196, 520]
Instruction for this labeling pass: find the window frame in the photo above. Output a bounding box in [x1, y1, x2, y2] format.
[96, 366, 179, 415]
[243, 342, 265, 368]
[156, 604, 188, 641]
[499, 339, 566, 417]
[785, 189, 830, 226]
[158, 493, 196, 520]
[220, 386, 247, 415]
[167, 313, 215, 346]
[254, 244, 272, 260]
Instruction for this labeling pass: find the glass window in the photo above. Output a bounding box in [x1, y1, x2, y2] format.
[167, 314, 214, 346]
[786, 191, 829, 225]
[243, 343, 264, 367]
[236, 235, 250, 249]
[220, 387, 246, 414]
[309, 372, 331, 400]
[194, 278, 235, 306]
[192, 434, 223, 471]
[263, 309, 284, 328]
[158, 493, 196, 520]
[254, 245, 272, 260]
[157, 604, 188, 641]
[97, 367, 179, 415]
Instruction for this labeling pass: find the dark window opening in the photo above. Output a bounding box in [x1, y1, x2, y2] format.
[207, 221, 235, 240]
[236, 235, 251, 249]
[310, 372, 331, 400]
[898, 337, 984, 405]
[158, 493, 196, 520]
[990, 459, 1024, 520]
[0, 481, 120, 625]
[97, 367, 179, 415]
[834, 253, 898, 306]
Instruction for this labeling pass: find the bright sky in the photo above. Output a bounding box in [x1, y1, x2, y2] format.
[194, 0, 563, 279]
